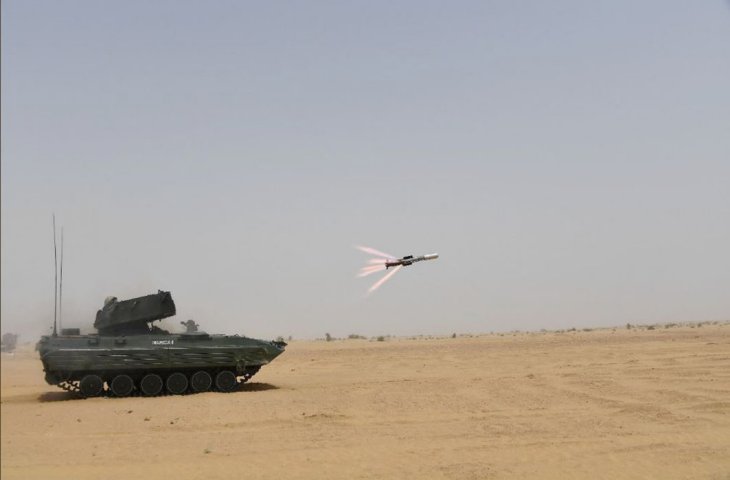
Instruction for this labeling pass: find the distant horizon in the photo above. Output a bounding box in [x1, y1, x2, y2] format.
[9, 314, 729, 345]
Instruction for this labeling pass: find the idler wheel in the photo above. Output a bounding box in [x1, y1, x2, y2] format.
[79, 374, 104, 397]
[165, 372, 188, 395]
[140, 373, 163, 396]
[215, 370, 238, 392]
[110, 374, 134, 397]
[190, 370, 212, 393]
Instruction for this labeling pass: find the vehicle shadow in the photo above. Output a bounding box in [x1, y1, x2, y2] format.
[37, 391, 80, 403]
[239, 382, 278, 392]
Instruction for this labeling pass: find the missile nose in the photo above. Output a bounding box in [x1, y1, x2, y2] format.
[424, 253, 439, 261]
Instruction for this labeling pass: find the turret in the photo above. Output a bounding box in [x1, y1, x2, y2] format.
[94, 290, 176, 335]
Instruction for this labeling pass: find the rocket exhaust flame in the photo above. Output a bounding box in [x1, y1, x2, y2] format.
[368, 265, 402, 294]
[359, 264, 385, 273]
[357, 265, 386, 277]
[355, 245, 394, 260]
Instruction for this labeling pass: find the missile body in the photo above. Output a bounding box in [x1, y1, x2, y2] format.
[385, 253, 439, 269]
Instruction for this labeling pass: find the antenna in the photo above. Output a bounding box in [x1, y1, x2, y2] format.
[59, 227, 64, 332]
[52, 214, 58, 337]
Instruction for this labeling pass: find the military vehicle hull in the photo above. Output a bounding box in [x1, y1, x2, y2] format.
[37, 332, 286, 397]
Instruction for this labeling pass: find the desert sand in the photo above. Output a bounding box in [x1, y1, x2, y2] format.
[2, 324, 729, 479]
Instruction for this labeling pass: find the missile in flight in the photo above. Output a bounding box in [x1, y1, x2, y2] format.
[355, 246, 439, 294]
[385, 253, 439, 269]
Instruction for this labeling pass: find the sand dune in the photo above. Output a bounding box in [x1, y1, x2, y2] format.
[2, 325, 729, 479]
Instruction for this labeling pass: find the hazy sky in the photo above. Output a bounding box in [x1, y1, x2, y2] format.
[2, 1, 729, 341]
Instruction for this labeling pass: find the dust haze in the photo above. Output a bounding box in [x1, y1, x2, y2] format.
[2, 1, 729, 342]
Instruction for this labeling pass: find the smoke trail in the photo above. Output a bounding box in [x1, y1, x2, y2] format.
[368, 265, 402, 294]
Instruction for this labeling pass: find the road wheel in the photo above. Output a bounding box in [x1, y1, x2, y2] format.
[140, 373, 163, 396]
[215, 370, 237, 392]
[166, 372, 188, 395]
[79, 374, 104, 397]
[190, 370, 212, 393]
[110, 374, 134, 397]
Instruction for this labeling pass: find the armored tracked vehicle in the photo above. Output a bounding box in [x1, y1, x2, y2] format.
[37, 291, 286, 398]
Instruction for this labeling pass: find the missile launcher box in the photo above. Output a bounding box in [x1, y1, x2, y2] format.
[94, 290, 176, 335]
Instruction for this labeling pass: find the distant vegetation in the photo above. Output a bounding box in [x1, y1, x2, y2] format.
[317, 333, 392, 342]
[306, 321, 727, 342]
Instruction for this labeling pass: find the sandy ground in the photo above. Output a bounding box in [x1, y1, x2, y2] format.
[2, 325, 729, 480]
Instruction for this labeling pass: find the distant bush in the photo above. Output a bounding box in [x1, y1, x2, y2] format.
[647, 325, 655, 330]
[376, 336, 386, 342]
[348, 334, 367, 340]
[626, 323, 632, 330]
[451, 333, 457, 338]
[325, 333, 332, 342]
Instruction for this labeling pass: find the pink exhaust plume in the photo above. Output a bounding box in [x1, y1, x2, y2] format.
[357, 265, 386, 278]
[368, 258, 387, 265]
[355, 245, 394, 260]
[368, 265, 402, 294]
[360, 264, 385, 273]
